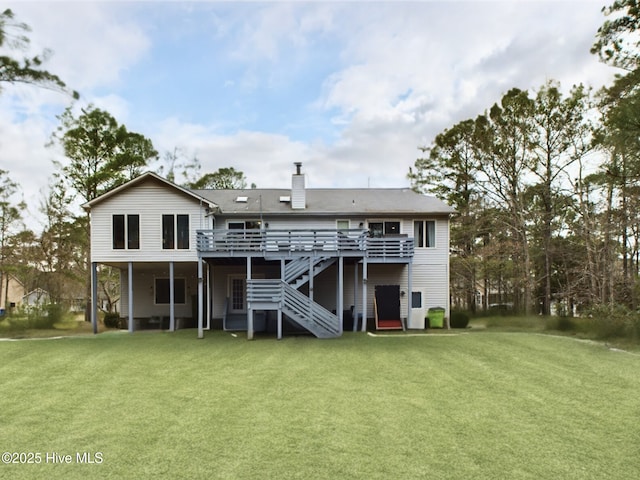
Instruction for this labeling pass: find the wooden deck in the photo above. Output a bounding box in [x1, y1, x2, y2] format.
[196, 228, 414, 262]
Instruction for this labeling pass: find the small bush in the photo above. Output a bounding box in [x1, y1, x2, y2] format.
[103, 312, 123, 329]
[2, 304, 62, 330]
[27, 314, 56, 330]
[450, 311, 470, 329]
[545, 316, 576, 332]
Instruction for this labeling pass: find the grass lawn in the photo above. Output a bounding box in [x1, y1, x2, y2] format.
[1, 330, 639, 479]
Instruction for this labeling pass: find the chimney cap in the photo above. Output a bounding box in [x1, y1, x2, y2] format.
[294, 162, 302, 175]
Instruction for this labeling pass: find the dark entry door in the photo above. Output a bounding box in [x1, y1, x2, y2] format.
[375, 285, 400, 320]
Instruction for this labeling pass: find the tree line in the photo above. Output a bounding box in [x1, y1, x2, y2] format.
[4, 3, 640, 319]
[0, 9, 247, 317]
[409, 1, 640, 316]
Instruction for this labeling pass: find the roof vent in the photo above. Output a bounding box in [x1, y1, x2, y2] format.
[235, 196, 248, 203]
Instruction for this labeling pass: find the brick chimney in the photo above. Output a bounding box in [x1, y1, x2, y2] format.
[291, 162, 306, 209]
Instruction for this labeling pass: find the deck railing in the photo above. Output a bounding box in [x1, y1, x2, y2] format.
[196, 229, 414, 259]
[365, 237, 414, 259]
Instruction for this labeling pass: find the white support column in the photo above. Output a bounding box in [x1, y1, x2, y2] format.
[206, 262, 211, 330]
[91, 262, 98, 334]
[446, 260, 451, 330]
[278, 259, 285, 340]
[338, 256, 344, 333]
[406, 262, 412, 331]
[361, 258, 368, 332]
[169, 261, 175, 332]
[198, 258, 204, 339]
[247, 257, 253, 340]
[128, 262, 134, 334]
[353, 263, 359, 332]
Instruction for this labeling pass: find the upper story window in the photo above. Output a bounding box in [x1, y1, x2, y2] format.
[368, 221, 400, 238]
[337, 220, 350, 231]
[228, 221, 261, 230]
[113, 214, 139, 250]
[414, 220, 436, 248]
[162, 214, 189, 250]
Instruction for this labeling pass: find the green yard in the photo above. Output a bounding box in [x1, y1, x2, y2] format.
[1, 330, 639, 479]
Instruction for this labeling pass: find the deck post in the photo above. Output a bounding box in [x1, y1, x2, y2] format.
[206, 263, 211, 330]
[308, 256, 314, 322]
[406, 262, 412, 331]
[338, 256, 344, 333]
[91, 262, 98, 334]
[353, 263, 359, 332]
[278, 259, 284, 340]
[309, 256, 314, 304]
[169, 261, 175, 332]
[198, 258, 204, 339]
[128, 262, 134, 334]
[247, 257, 253, 340]
[361, 258, 368, 332]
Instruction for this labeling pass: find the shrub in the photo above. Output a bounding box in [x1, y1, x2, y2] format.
[584, 304, 640, 340]
[545, 316, 576, 332]
[21, 304, 60, 329]
[27, 315, 56, 330]
[103, 312, 123, 329]
[450, 311, 470, 329]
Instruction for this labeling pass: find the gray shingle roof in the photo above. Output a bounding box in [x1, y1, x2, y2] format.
[194, 188, 455, 216]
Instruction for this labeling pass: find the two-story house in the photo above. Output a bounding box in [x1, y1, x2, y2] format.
[84, 164, 454, 339]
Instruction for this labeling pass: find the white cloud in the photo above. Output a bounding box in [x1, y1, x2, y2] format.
[0, 0, 622, 234]
[16, 3, 151, 91]
[0, 105, 63, 229]
[152, 119, 312, 187]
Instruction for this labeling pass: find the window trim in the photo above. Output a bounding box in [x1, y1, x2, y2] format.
[414, 219, 436, 248]
[112, 214, 140, 250]
[113, 214, 125, 250]
[127, 214, 140, 249]
[162, 214, 190, 250]
[336, 219, 350, 231]
[227, 220, 262, 230]
[367, 220, 401, 238]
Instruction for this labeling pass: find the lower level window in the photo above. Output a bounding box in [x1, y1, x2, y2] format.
[155, 278, 186, 304]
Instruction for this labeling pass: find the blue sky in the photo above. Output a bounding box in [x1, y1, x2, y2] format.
[0, 1, 619, 230]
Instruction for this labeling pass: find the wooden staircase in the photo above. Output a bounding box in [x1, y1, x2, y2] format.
[284, 256, 336, 289]
[247, 255, 342, 338]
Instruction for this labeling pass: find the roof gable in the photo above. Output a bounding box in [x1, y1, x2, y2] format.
[83, 172, 217, 210]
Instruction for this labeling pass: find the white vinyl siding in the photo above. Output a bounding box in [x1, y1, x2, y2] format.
[91, 180, 205, 263]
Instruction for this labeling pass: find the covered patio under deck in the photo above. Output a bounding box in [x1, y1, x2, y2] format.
[90, 260, 199, 334]
[195, 229, 415, 339]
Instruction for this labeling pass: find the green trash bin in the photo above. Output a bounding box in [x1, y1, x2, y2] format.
[427, 307, 445, 328]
